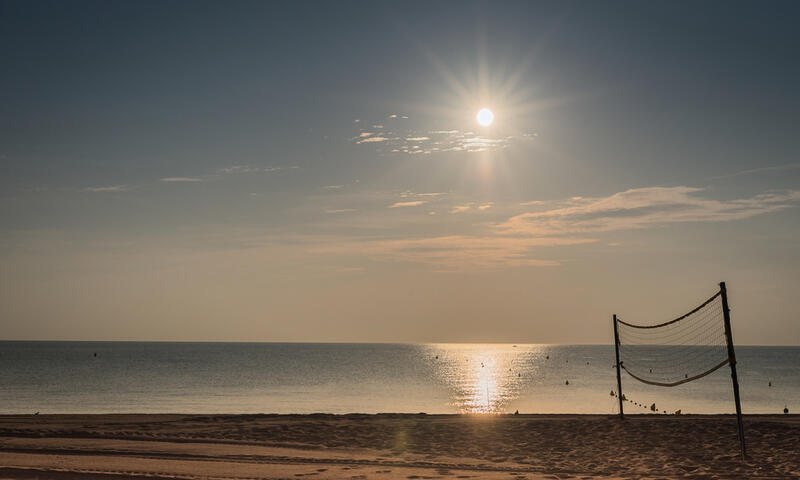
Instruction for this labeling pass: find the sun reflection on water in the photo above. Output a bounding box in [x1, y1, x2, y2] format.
[425, 344, 546, 414]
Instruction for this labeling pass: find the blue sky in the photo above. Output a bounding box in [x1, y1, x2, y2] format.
[1, 1, 799, 343]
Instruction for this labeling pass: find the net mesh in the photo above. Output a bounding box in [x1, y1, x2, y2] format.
[616, 291, 730, 387]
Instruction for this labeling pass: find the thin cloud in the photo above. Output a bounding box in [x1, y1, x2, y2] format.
[84, 185, 131, 192]
[307, 185, 798, 271]
[351, 118, 512, 155]
[450, 202, 494, 213]
[710, 162, 800, 180]
[325, 208, 357, 214]
[399, 191, 445, 198]
[323, 185, 344, 190]
[499, 186, 800, 236]
[357, 136, 389, 144]
[389, 200, 427, 208]
[159, 177, 204, 183]
[313, 235, 595, 271]
[218, 165, 283, 174]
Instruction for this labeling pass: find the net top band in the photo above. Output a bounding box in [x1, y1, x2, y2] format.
[616, 290, 722, 329]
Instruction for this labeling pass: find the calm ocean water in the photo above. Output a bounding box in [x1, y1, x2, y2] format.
[0, 342, 796, 415]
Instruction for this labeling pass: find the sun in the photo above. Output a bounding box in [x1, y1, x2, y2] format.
[477, 108, 494, 126]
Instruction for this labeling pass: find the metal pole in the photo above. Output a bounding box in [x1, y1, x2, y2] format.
[613, 314, 624, 419]
[720, 281, 746, 459]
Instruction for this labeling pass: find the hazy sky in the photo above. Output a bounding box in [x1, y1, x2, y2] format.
[1, 1, 799, 344]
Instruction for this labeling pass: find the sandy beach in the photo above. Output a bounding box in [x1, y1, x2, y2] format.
[0, 414, 797, 480]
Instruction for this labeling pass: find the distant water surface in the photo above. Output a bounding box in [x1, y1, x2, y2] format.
[0, 342, 796, 415]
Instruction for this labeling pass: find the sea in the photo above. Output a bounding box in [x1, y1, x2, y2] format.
[0, 342, 796, 415]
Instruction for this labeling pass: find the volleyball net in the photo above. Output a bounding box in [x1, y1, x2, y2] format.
[616, 290, 729, 387]
[611, 282, 746, 458]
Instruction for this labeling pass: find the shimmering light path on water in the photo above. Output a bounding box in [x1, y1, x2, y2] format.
[0, 342, 796, 415]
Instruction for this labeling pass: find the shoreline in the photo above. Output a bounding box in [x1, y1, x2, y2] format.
[0, 414, 797, 479]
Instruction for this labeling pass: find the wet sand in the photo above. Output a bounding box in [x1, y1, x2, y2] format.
[0, 414, 797, 479]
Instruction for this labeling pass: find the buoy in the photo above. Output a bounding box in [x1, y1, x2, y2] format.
[768, 380, 772, 387]
[435, 355, 438, 359]
[514, 409, 519, 415]
[93, 352, 97, 357]
[685, 373, 688, 379]
[546, 355, 549, 359]
[674, 409, 681, 415]
[649, 368, 652, 373]
[650, 403, 657, 412]
[785, 405, 789, 414]
[610, 390, 614, 396]
[565, 380, 569, 385]
[517, 373, 520, 377]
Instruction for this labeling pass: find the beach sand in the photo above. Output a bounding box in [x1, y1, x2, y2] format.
[0, 414, 797, 479]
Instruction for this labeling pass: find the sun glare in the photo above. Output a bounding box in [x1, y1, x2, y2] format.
[477, 108, 494, 126]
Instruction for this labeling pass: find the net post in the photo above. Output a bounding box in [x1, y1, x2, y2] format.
[613, 314, 624, 419]
[720, 281, 746, 459]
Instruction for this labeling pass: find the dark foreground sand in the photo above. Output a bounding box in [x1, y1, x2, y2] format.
[0, 414, 797, 480]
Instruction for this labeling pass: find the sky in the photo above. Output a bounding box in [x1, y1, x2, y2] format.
[1, 1, 799, 344]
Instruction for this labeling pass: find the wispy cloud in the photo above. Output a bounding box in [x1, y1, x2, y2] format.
[710, 162, 800, 180]
[159, 177, 205, 183]
[84, 185, 132, 192]
[389, 200, 427, 208]
[325, 208, 357, 214]
[304, 185, 799, 271]
[399, 191, 445, 198]
[351, 116, 513, 155]
[323, 185, 344, 190]
[356, 136, 389, 144]
[218, 165, 284, 174]
[499, 186, 800, 236]
[313, 235, 594, 271]
[449, 202, 493, 213]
